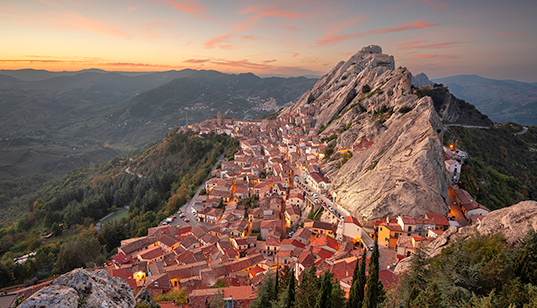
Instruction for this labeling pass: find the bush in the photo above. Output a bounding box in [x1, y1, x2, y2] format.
[362, 84, 371, 93]
[399, 106, 412, 114]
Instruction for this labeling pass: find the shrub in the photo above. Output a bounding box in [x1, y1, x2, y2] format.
[399, 106, 412, 114]
[362, 84, 371, 93]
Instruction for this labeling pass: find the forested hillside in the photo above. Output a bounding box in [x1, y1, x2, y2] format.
[445, 123, 537, 210]
[0, 131, 238, 288]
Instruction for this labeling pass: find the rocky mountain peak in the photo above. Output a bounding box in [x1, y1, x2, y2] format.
[280, 45, 450, 221]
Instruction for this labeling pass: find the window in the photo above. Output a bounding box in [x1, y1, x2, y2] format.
[408, 226, 411, 232]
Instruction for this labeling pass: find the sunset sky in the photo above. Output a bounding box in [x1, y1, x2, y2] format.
[1, 0, 536, 82]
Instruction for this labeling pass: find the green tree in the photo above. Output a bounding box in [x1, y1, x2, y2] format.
[362, 240, 385, 308]
[332, 278, 347, 308]
[307, 93, 315, 104]
[51, 222, 62, 237]
[296, 264, 320, 308]
[513, 228, 537, 285]
[409, 282, 446, 308]
[251, 272, 275, 308]
[348, 254, 367, 308]
[315, 270, 333, 308]
[285, 268, 296, 308]
[399, 245, 429, 307]
[362, 84, 371, 93]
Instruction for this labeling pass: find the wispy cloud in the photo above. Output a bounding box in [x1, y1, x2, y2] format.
[316, 20, 439, 46]
[235, 6, 304, 31]
[163, 0, 205, 16]
[203, 34, 258, 50]
[397, 39, 459, 50]
[292, 53, 299, 57]
[0, 58, 183, 69]
[183, 59, 210, 63]
[203, 34, 234, 49]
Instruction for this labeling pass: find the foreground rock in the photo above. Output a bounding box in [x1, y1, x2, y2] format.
[280, 45, 450, 221]
[19, 268, 135, 308]
[394, 200, 537, 275]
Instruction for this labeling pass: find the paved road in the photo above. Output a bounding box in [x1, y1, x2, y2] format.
[167, 153, 225, 228]
[514, 126, 529, 136]
[295, 176, 348, 221]
[444, 124, 491, 129]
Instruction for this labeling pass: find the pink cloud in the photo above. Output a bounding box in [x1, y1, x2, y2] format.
[241, 8, 303, 19]
[0, 58, 183, 69]
[292, 53, 299, 57]
[397, 40, 459, 50]
[204, 34, 233, 49]
[164, 0, 205, 16]
[282, 25, 299, 31]
[235, 6, 304, 31]
[316, 20, 439, 46]
[183, 59, 210, 63]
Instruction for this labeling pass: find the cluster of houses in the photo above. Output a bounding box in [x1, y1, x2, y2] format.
[0, 104, 491, 308]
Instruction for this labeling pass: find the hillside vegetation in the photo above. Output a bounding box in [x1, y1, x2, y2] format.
[0, 131, 238, 287]
[389, 229, 537, 307]
[445, 123, 537, 210]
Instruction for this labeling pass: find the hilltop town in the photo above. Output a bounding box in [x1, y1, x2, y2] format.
[93, 108, 490, 307]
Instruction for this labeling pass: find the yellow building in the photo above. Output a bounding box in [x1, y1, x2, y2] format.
[378, 223, 403, 248]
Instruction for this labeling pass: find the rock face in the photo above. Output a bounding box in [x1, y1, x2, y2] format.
[422, 85, 494, 127]
[19, 268, 136, 308]
[411, 73, 432, 87]
[394, 200, 537, 275]
[280, 45, 450, 221]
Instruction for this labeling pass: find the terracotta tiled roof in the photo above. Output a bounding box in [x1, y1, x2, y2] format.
[343, 216, 361, 227]
[138, 246, 164, 261]
[425, 212, 450, 226]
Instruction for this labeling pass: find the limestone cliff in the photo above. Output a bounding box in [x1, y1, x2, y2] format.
[19, 268, 135, 308]
[394, 200, 537, 275]
[280, 45, 450, 221]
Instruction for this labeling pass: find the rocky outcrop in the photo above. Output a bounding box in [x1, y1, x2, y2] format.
[411, 73, 432, 87]
[19, 268, 136, 308]
[420, 85, 494, 126]
[394, 200, 537, 275]
[280, 45, 450, 221]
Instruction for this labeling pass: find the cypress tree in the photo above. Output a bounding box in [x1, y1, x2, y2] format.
[332, 278, 347, 307]
[250, 272, 275, 308]
[296, 264, 320, 308]
[285, 268, 296, 308]
[362, 241, 380, 308]
[348, 254, 367, 308]
[314, 270, 333, 308]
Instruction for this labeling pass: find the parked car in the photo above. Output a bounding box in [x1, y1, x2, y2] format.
[180, 213, 185, 218]
[184, 217, 190, 222]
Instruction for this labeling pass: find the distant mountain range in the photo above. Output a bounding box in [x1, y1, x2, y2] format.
[0, 69, 316, 181]
[430, 74, 537, 126]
